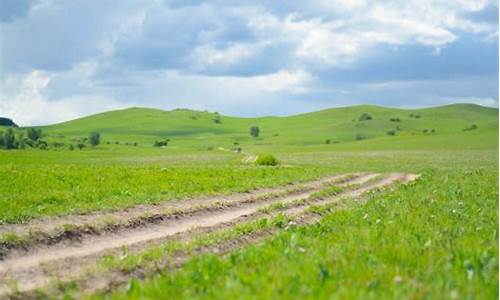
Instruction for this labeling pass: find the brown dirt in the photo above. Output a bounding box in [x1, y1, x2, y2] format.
[0, 172, 420, 298]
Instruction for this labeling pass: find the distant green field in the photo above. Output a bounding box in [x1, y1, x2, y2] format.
[30, 103, 499, 151]
[0, 104, 498, 299]
[0, 104, 497, 223]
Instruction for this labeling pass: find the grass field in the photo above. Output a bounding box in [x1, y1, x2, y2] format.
[0, 103, 497, 299]
[103, 165, 498, 300]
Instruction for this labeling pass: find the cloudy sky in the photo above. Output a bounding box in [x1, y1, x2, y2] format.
[0, 0, 498, 125]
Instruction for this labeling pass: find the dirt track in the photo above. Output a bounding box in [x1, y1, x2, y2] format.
[0, 172, 419, 298]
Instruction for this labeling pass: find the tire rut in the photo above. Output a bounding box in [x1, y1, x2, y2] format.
[0, 172, 419, 297]
[0, 173, 361, 258]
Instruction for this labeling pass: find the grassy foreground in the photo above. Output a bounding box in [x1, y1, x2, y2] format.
[0, 103, 497, 298]
[100, 163, 498, 299]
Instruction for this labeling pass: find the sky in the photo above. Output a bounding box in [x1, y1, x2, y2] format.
[0, 0, 498, 126]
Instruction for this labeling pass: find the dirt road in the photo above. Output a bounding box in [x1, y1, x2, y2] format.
[0, 172, 419, 298]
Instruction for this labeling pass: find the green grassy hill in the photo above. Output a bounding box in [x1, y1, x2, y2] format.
[35, 103, 498, 151]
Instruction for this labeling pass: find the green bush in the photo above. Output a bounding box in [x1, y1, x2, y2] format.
[250, 126, 260, 138]
[386, 129, 396, 136]
[463, 124, 478, 131]
[358, 113, 373, 121]
[255, 154, 279, 166]
[154, 139, 170, 147]
[89, 132, 101, 146]
[355, 133, 366, 141]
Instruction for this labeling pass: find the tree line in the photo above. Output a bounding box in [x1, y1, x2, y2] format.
[0, 128, 101, 150]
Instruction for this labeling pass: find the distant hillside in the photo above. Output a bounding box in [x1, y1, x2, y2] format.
[0, 117, 18, 127]
[40, 103, 498, 151]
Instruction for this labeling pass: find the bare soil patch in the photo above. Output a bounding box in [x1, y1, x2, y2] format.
[0, 172, 419, 298]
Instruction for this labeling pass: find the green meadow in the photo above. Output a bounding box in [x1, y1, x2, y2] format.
[0, 103, 497, 223]
[0, 103, 498, 298]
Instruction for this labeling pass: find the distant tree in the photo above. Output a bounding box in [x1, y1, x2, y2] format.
[355, 133, 366, 141]
[463, 124, 478, 131]
[77, 143, 85, 150]
[213, 114, 221, 124]
[154, 139, 170, 147]
[38, 140, 48, 150]
[325, 139, 331, 144]
[4, 128, 16, 149]
[0, 117, 17, 127]
[18, 133, 26, 149]
[386, 129, 396, 136]
[359, 113, 373, 121]
[69, 144, 75, 151]
[389, 118, 401, 122]
[27, 128, 42, 141]
[89, 132, 101, 146]
[250, 126, 260, 138]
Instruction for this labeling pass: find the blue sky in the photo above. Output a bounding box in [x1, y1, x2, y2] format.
[0, 0, 498, 125]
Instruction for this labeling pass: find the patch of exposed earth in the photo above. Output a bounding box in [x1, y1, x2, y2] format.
[0, 172, 420, 298]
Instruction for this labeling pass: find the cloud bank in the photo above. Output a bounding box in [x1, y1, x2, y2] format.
[0, 0, 498, 125]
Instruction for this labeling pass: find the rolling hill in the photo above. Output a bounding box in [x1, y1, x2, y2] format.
[34, 103, 498, 151]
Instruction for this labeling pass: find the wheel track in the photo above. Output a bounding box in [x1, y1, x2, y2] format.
[0, 173, 359, 255]
[0, 172, 419, 298]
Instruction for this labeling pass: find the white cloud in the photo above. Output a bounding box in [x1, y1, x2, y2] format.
[0, 0, 497, 124]
[190, 42, 264, 69]
[0, 71, 125, 126]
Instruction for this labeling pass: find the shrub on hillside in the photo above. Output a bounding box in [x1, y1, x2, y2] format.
[154, 139, 170, 147]
[250, 126, 260, 138]
[358, 113, 373, 121]
[4, 128, 16, 149]
[89, 132, 101, 146]
[355, 133, 366, 141]
[27, 128, 42, 141]
[389, 118, 401, 122]
[463, 124, 478, 131]
[255, 154, 279, 166]
[386, 129, 396, 136]
[212, 113, 221, 124]
[38, 140, 48, 150]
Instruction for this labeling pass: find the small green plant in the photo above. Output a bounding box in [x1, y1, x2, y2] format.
[89, 132, 101, 146]
[355, 133, 366, 141]
[386, 129, 396, 136]
[358, 113, 373, 121]
[212, 113, 221, 124]
[250, 126, 260, 138]
[463, 124, 478, 131]
[154, 139, 170, 147]
[255, 154, 279, 166]
[27, 128, 42, 141]
[389, 118, 401, 122]
[325, 139, 331, 144]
